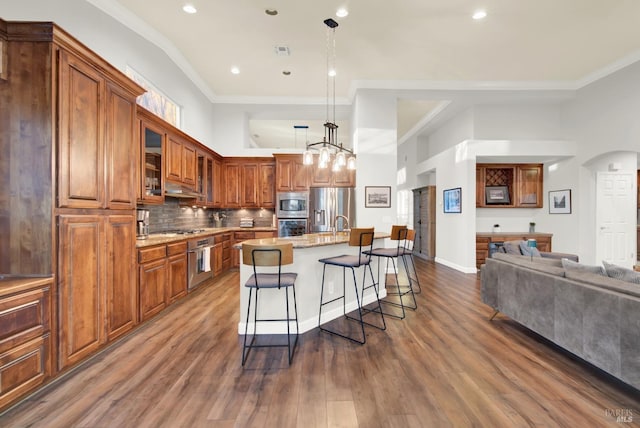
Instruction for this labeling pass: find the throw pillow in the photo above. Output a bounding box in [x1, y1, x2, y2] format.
[519, 241, 541, 257]
[502, 241, 522, 255]
[602, 261, 640, 285]
[561, 258, 606, 276]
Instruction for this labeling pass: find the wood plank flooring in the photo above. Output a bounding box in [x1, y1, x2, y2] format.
[1, 259, 639, 427]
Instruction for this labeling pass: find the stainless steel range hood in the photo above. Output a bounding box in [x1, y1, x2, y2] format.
[164, 183, 201, 199]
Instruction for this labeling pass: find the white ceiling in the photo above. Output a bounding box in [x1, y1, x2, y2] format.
[93, 0, 640, 148]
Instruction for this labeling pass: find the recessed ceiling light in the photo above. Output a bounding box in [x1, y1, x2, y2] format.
[182, 4, 197, 14]
[328, 69, 336, 77]
[265, 9, 278, 16]
[472, 10, 487, 20]
[230, 66, 240, 75]
[336, 8, 349, 18]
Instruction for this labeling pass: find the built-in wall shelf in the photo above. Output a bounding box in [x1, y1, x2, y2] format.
[476, 163, 543, 208]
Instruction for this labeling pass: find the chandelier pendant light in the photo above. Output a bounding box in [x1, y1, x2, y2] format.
[302, 18, 356, 171]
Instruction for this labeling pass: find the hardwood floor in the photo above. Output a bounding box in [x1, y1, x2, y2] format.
[2, 259, 639, 427]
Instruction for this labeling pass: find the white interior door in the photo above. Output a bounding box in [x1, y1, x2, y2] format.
[596, 172, 636, 267]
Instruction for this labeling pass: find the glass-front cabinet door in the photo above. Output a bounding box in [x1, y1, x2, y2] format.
[141, 121, 164, 203]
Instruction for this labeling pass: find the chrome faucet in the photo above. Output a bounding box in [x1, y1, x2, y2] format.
[334, 215, 350, 232]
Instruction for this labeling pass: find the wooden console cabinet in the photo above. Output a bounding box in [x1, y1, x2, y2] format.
[476, 232, 552, 269]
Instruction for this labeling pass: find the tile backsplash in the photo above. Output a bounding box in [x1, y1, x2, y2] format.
[140, 199, 275, 233]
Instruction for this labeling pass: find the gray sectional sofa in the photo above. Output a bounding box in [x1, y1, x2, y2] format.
[481, 253, 640, 390]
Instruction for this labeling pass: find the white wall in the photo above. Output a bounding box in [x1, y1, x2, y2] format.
[352, 90, 398, 234]
[474, 104, 565, 140]
[0, 0, 216, 148]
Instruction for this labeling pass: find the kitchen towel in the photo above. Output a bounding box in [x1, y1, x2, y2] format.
[202, 246, 211, 272]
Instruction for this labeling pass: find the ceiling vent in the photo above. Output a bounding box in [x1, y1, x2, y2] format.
[274, 46, 290, 56]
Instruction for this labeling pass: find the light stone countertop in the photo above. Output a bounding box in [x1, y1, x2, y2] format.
[233, 231, 391, 249]
[136, 227, 277, 248]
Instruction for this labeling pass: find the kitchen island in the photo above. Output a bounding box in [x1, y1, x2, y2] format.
[235, 232, 390, 335]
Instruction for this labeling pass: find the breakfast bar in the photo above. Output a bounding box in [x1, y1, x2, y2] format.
[235, 232, 390, 335]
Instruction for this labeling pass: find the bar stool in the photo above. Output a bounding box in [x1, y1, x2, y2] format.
[364, 225, 417, 320]
[242, 242, 299, 366]
[401, 229, 422, 294]
[317, 227, 386, 344]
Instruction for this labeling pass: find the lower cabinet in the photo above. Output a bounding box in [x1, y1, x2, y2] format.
[167, 242, 188, 304]
[138, 241, 187, 322]
[58, 213, 137, 370]
[0, 278, 52, 409]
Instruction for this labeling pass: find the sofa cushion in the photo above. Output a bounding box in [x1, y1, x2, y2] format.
[492, 253, 565, 276]
[603, 261, 640, 285]
[519, 241, 541, 257]
[564, 269, 640, 298]
[561, 258, 606, 276]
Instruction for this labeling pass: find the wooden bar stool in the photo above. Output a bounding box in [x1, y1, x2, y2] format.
[242, 242, 299, 366]
[317, 227, 386, 344]
[364, 225, 417, 320]
[401, 229, 422, 294]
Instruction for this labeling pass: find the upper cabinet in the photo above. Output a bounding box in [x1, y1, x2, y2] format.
[275, 154, 309, 192]
[58, 50, 142, 210]
[476, 163, 543, 208]
[165, 133, 196, 188]
[138, 112, 165, 204]
[224, 158, 275, 208]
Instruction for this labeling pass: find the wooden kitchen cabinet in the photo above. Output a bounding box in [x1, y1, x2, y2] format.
[58, 215, 104, 369]
[138, 111, 165, 204]
[105, 214, 138, 342]
[241, 162, 259, 207]
[259, 162, 276, 208]
[275, 154, 309, 191]
[137, 241, 188, 321]
[225, 158, 275, 208]
[212, 158, 224, 207]
[58, 213, 137, 368]
[224, 161, 241, 208]
[165, 134, 197, 188]
[0, 277, 52, 410]
[58, 50, 141, 210]
[138, 256, 167, 322]
[167, 242, 188, 303]
[476, 164, 543, 208]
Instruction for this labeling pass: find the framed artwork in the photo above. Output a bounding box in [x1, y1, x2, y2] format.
[485, 185, 511, 205]
[549, 189, 571, 214]
[443, 187, 462, 213]
[365, 186, 391, 208]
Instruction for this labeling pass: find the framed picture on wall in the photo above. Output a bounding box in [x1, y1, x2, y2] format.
[549, 189, 572, 214]
[443, 187, 462, 213]
[365, 186, 391, 208]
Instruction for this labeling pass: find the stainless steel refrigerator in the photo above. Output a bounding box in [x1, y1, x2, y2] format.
[308, 187, 356, 233]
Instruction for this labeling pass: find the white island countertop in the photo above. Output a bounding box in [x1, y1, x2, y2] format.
[237, 231, 391, 336]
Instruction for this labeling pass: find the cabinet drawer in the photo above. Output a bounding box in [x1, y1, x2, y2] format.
[138, 245, 167, 263]
[166, 241, 187, 256]
[214, 234, 226, 244]
[0, 335, 50, 410]
[0, 288, 50, 355]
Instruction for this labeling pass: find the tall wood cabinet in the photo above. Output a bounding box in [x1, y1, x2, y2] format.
[0, 19, 144, 385]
